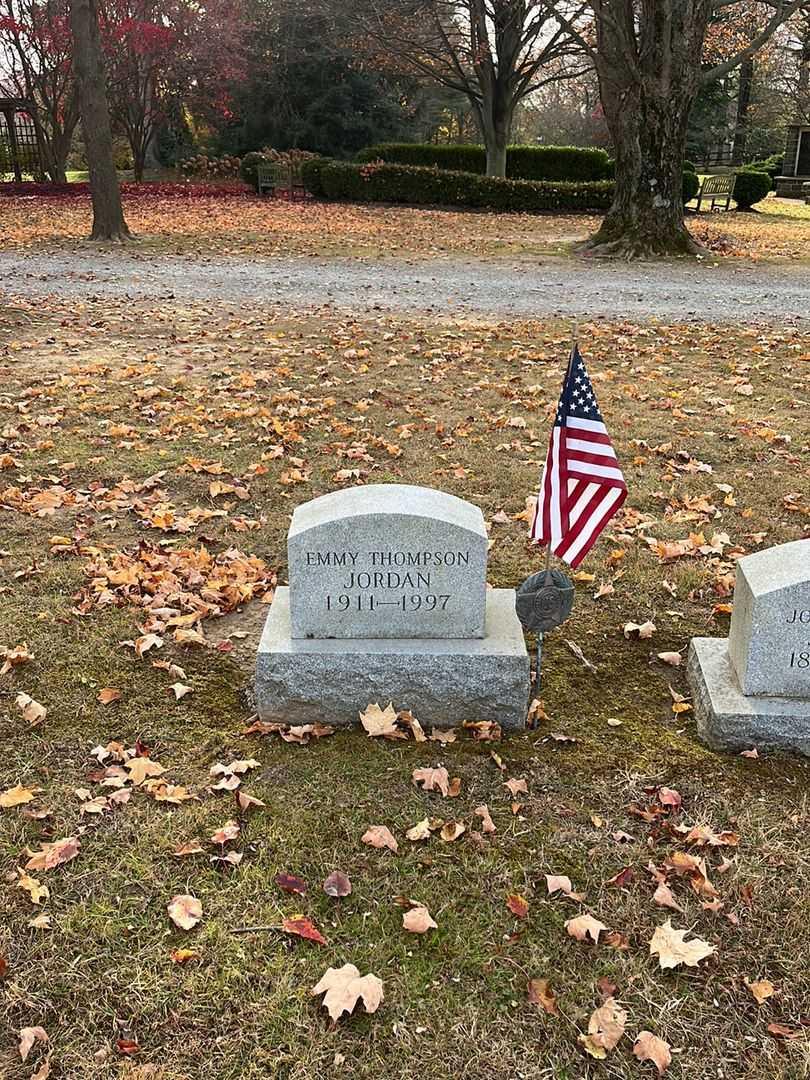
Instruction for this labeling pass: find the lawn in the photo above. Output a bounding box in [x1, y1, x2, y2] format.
[1, 298, 809, 1079]
[1, 189, 810, 261]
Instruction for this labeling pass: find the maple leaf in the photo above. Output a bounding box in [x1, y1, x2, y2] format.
[657, 786, 682, 809]
[359, 701, 399, 737]
[97, 687, 122, 705]
[653, 883, 684, 913]
[0, 783, 42, 808]
[623, 620, 656, 639]
[323, 870, 352, 898]
[565, 913, 607, 943]
[527, 978, 558, 1015]
[649, 919, 716, 969]
[310, 963, 384, 1022]
[439, 820, 466, 842]
[210, 820, 240, 845]
[413, 766, 460, 797]
[504, 777, 528, 796]
[633, 1031, 672, 1075]
[282, 915, 327, 945]
[406, 817, 432, 841]
[134, 632, 163, 657]
[25, 836, 80, 871]
[124, 757, 165, 785]
[19, 1026, 48, 1062]
[169, 682, 193, 700]
[361, 825, 398, 852]
[402, 904, 437, 933]
[579, 996, 627, 1058]
[17, 870, 49, 905]
[167, 893, 203, 930]
[235, 790, 266, 812]
[15, 692, 47, 726]
[275, 872, 308, 895]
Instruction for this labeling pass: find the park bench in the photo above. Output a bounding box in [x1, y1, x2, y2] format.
[695, 173, 737, 211]
[256, 161, 307, 200]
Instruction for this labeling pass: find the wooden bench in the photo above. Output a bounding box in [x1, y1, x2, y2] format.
[256, 162, 307, 200]
[695, 173, 737, 211]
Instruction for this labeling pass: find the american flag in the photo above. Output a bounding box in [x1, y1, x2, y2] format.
[530, 344, 626, 568]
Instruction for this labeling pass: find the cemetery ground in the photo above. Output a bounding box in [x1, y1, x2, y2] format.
[1, 295, 809, 1080]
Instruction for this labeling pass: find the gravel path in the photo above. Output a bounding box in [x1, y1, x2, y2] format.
[1, 250, 808, 322]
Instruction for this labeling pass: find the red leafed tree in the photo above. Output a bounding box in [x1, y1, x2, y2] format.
[0, 0, 79, 180]
[99, 0, 246, 180]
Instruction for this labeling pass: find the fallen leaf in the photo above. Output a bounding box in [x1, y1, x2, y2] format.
[17, 870, 49, 905]
[649, 919, 716, 969]
[275, 872, 308, 895]
[167, 893, 203, 930]
[359, 701, 399, 737]
[506, 894, 529, 918]
[653, 883, 684, 912]
[124, 757, 165, 785]
[657, 652, 682, 666]
[633, 1031, 672, 1075]
[565, 913, 607, 943]
[210, 820, 240, 845]
[504, 777, 528, 796]
[24, 836, 80, 871]
[405, 817, 432, 841]
[473, 804, 496, 834]
[579, 997, 627, 1057]
[15, 692, 47, 726]
[169, 682, 193, 700]
[170, 948, 199, 963]
[27, 913, 52, 929]
[19, 1026, 48, 1062]
[746, 978, 775, 1005]
[439, 820, 466, 842]
[310, 963, 384, 1021]
[402, 904, 437, 933]
[623, 620, 656, 639]
[0, 783, 42, 808]
[527, 977, 558, 1015]
[412, 766, 460, 797]
[323, 870, 352, 898]
[657, 786, 682, 810]
[97, 687, 122, 705]
[361, 825, 398, 852]
[766, 1023, 804, 1039]
[235, 790, 266, 812]
[282, 915, 327, 945]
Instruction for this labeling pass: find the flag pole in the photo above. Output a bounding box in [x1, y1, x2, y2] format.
[542, 320, 579, 577]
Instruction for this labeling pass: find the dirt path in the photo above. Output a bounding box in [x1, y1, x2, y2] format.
[2, 250, 808, 322]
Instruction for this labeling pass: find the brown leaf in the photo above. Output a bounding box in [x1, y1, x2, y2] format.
[527, 977, 558, 1015]
[275, 872, 308, 895]
[623, 620, 656, 639]
[323, 870, 352, 898]
[657, 786, 682, 810]
[746, 978, 775, 1005]
[504, 777, 528, 796]
[649, 919, 715, 969]
[766, 1023, 804, 1039]
[15, 692, 47, 726]
[167, 893, 203, 931]
[633, 1031, 672, 1075]
[19, 1026, 48, 1062]
[657, 651, 682, 666]
[653, 883, 684, 913]
[210, 820, 240, 845]
[579, 997, 627, 1057]
[97, 687, 122, 705]
[565, 913, 607, 943]
[402, 904, 437, 934]
[412, 766, 460, 797]
[405, 817, 432, 841]
[282, 915, 327, 945]
[439, 820, 466, 842]
[24, 836, 80, 871]
[473, 804, 496, 834]
[310, 963, 384, 1022]
[361, 825, 398, 852]
[506, 893, 529, 918]
[124, 757, 165, 786]
[359, 701, 399, 737]
[0, 783, 42, 808]
[235, 790, 266, 812]
[169, 682, 193, 700]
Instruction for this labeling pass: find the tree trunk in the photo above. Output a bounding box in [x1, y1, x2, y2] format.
[69, 0, 131, 240]
[585, 87, 699, 258]
[481, 93, 512, 177]
[731, 58, 753, 166]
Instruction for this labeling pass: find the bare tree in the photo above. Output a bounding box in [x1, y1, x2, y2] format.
[553, 0, 805, 257]
[326, 0, 587, 176]
[69, 0, 130, 238]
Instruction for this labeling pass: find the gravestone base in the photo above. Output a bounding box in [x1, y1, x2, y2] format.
[257, 588, 530, 730]
[688, 638, 810, 756]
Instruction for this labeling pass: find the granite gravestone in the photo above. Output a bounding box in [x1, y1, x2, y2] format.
[688, 538, 810, 755]
[256, 484, 530, 729]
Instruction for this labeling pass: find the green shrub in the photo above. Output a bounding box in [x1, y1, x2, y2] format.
[239, 151, 268, 190]
[733, 168, 771, 209]
[748, 153, 782, 189]
[300, 157, 330, 196]
[683, 159, 697, 173]
[355, 142, 613, 181]
[318, 161, 614, 213]
[683, 169, 700, 204]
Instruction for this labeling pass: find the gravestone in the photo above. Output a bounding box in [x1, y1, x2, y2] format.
[256, 484, 531, 729]
[688, 538, 810, 755]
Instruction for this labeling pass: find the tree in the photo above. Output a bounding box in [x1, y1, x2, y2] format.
[0, 0, 79, 180]
[554, 0, 804, 258]
[325, 0, 586, 176]
[100, 0, 245, 181]
[69, 0, 129, 238]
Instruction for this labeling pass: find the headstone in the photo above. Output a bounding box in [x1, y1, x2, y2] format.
[287, 485, 488, 639]
[688, 538, 810, 755]
[256, 483, 531, 729]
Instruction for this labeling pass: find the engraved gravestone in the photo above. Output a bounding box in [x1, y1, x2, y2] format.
[256, 484, 531, 729]
[287, 485, 488, 639]
[688, 538, 810, 755]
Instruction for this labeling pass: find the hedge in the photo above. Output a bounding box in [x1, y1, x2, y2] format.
[748, 153, 782, 189]
[682, 169, 700, 204]
[300, 157, 330, 197]
[733, 168, 771, 209]
[355, 142, 613, 182]
[310, 161, 614, 212]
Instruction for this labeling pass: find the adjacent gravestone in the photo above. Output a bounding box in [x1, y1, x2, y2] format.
[688, 538, 810, 755]
[256, 484, 531, 729]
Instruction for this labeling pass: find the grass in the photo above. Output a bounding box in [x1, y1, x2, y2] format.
[1, 301, 809, 1079]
